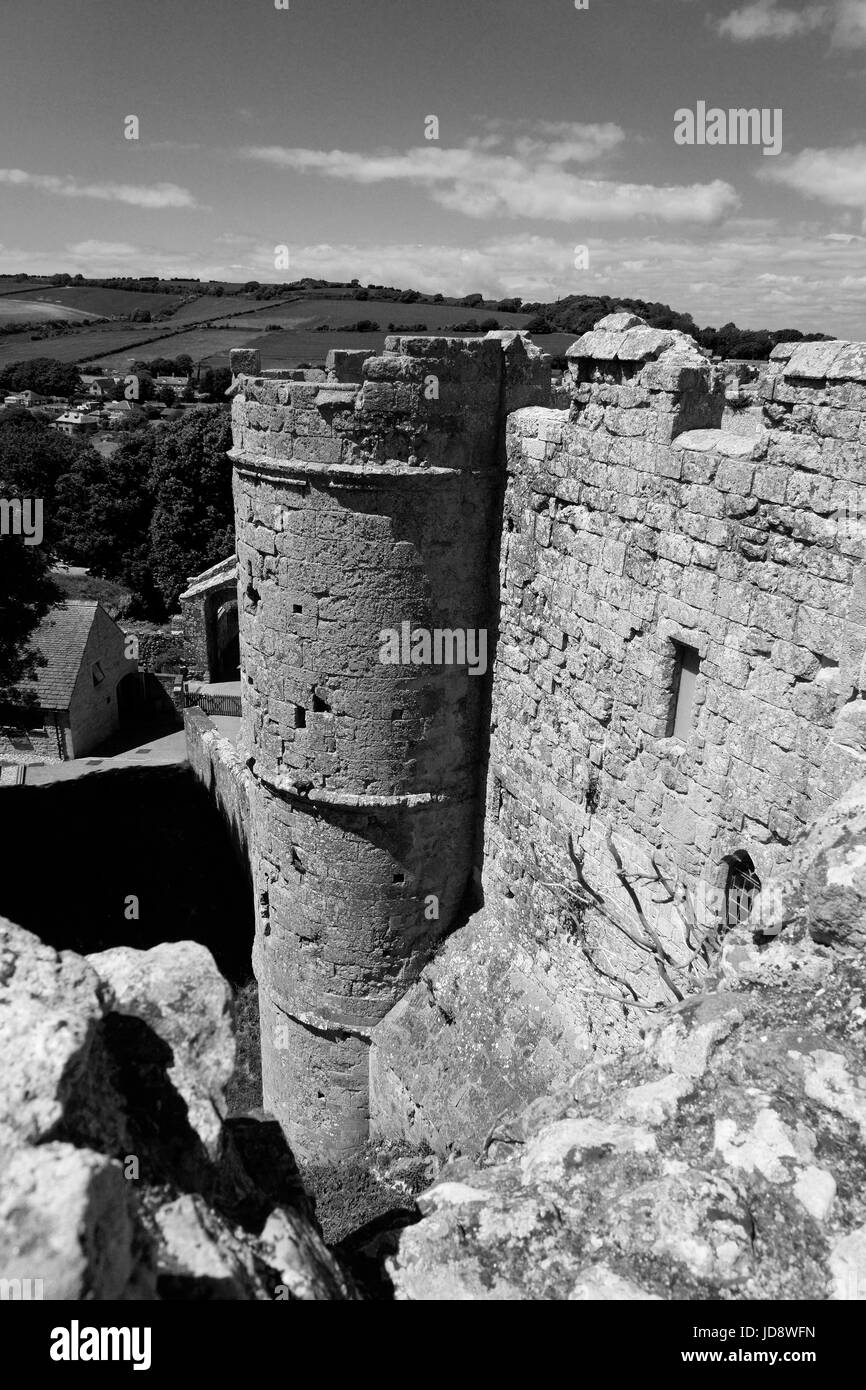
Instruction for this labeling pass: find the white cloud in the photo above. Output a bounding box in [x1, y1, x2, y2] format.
[0, 168, 200, 209]
[230, 225, 865, 336]
[2, 227, 863, 342]
[832, 0, 866, 45]
[67, 240, 140, 257]
[759, 144, 866, 225]
[240, 125, 740, 227]
[715, 0, 866, 44]
[0, 241, 211, 279]
[717, 1, 827, 41]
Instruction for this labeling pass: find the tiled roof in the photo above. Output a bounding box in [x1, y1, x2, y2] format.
[19, 601, 100, 711]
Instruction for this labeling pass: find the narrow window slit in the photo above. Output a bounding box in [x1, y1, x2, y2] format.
[667, 641, 700, 740]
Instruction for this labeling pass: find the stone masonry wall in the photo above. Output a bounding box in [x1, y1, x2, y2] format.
[185, 706, 252, 875]
[229, 334, 551, 1159]
[369, 318, 866, 1156]
[482, 316, 866, 1052]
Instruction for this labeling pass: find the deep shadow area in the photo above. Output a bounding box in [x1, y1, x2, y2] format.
[0, 762, 261, 1112]
[0, 763, 253, 985]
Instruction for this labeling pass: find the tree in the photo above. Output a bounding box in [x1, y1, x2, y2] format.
[0, 423, 63, 702]
[0, 415, 87, 548]
[200, 367, 232, 402]
[0, 538, 59, 703]
[148, 413, 235, 612]
[157, 385, 177, 406]
[53, 430, 158, 611]
[174, 354, 193, 377]
[0, 357, 81, 397]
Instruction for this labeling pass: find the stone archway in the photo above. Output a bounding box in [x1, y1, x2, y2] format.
[724, 850, 762, 928]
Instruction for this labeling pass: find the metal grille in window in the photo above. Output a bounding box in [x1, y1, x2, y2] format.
[726, 854, 761, 927]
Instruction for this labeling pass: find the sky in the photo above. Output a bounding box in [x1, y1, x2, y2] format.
[1, 0, 865, 336]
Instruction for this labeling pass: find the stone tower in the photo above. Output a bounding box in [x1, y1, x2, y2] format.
[228, 334, 550, 1158]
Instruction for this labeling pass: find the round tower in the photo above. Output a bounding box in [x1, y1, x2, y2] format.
[229, 336, 535, 1158]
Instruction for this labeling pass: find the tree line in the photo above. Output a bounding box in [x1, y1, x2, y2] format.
[0, 412, 235, 699]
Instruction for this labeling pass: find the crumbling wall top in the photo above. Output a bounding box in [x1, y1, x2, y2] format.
[770, 339, 866, 383]
[566, 312, 709, 369]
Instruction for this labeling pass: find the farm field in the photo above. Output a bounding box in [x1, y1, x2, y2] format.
[244, 325, 578, 370]
[0, 278, 52, 295]
[0, 286, 189, 317]
[164, 293, 282, 324]
[71, 325, 580, 374]
[0, 290, 578, 373]
[0, 298, 100, 321]
[235, 297, 532, 332]
[0, 323, 167, 368]
[88, 326, 260, 371]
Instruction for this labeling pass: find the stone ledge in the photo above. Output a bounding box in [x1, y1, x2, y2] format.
[672, 428, 766, 459]
[228, 448, 488, 485]
[774, 339, 866, 383]
[254, 764, 466, 810]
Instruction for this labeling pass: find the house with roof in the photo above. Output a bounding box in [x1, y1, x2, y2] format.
[85, 376, 123, 401]
[52, 409, 100, 437]
[3, 391, 48, 408]
[104, 399, 144, 422]
[0, 601, 138, 762]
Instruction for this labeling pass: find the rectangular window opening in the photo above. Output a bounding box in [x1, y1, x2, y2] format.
[667, 641, 700, 741]
[294, 704, 306, 729]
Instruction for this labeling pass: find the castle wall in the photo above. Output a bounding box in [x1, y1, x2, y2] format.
[185, 706, 252, 874]
[482, 321, 866, 1042]
[229, 334, 550, 1158]
[370, 319, 866, 1154]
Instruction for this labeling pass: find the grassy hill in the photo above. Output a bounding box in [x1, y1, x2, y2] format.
[1, 274, 820, 376]
[0, 298, 100, 322]
[0, 287, 549, 373]
[0, 285, 189, 318]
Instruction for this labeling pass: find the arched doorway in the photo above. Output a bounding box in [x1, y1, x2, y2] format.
[725, 852, 761, 928]
[214, 599, 240, 681]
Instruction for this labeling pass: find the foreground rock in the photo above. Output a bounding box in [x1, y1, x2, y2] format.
[0, 924, 358, 1300]
[389, 788, 866, 1300]
[87, 941, 236, 1160]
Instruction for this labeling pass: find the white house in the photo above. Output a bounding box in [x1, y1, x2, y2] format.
[52, 410, 99, 436]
